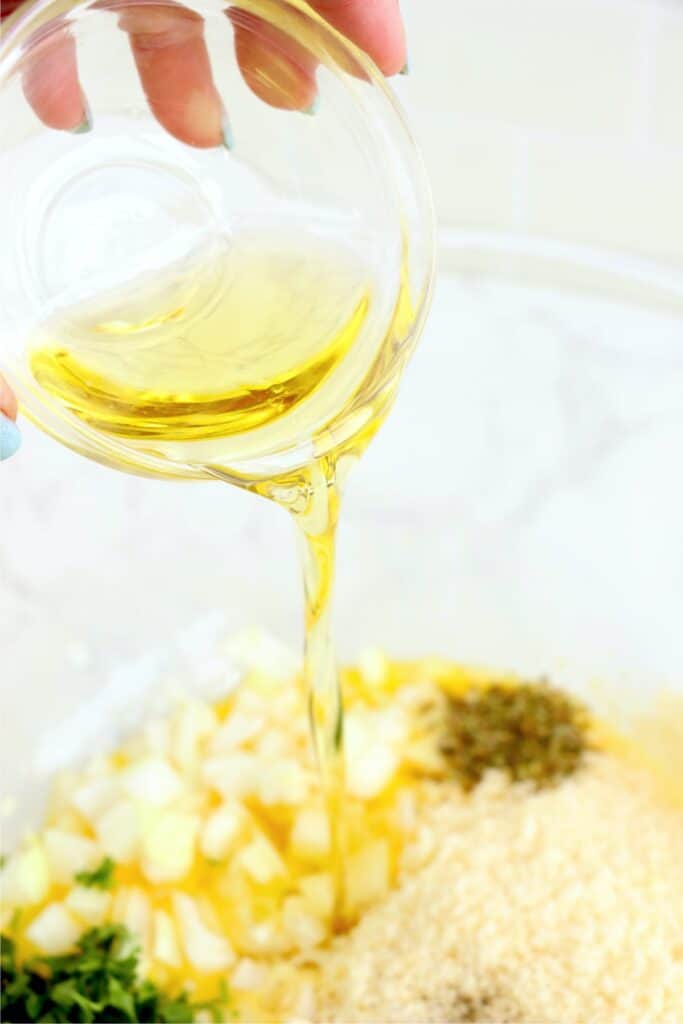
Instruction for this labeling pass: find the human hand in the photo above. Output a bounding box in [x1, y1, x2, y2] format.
[0, 0, 406, 460]
[15, 0, 406, 143]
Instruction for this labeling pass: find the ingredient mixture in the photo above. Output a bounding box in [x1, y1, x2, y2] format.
[2, 641, 682, 1023]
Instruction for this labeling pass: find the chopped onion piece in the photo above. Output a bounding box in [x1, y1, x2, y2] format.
[0, 842, 50, 907]
[26, 903, 81, 955]
[290, 807, 331, 862]
[71, 776, 122, 824]
[209, 710, 266, 753]
[95, 800, 141, 862]
[282, 896, 327, 950]
[345, 839, 390, 913]
[173, 892, 235, 972]
[297, 872, 335, 920]
[141, 811, 199, 883]
[120, 757, 184, 806]
[240, 833, 287, 885]
[152, 908, 182, 967]
[199, 802, 246, 861]
[44, 829, 100, 884]
[257, 759, 309, 806]
[65, 885, 111, 924]
[202, 753, 262, 800]
[172, 701, 218, 774]
[231, 957, 268, 990]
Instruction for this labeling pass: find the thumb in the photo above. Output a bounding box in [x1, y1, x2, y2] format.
[0, 375, 19, 422]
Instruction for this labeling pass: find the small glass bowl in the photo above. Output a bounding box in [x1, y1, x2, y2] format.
[0, 0, 435, 481]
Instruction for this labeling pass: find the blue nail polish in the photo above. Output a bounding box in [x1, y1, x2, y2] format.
[222, 112, 235, 151]
[0, 415, 21, 461]
[302, 95, 320, 116]
[71, 95, 93, 134]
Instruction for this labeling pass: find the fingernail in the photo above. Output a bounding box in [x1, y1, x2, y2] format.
[71, 95, 93, 134]
[302, 95, 320, 116]
[221, 110, 235, 151]
[0, 415, 21, 461]
[399, 59, 410, 76]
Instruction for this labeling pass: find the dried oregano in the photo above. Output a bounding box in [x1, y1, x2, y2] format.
[440, 681, 589, 790]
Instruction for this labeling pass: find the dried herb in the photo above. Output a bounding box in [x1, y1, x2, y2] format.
[0, 924, 232, 1023]
[451, 989, 520, 1023]
[441, 681, 589, 790]
[75, 856, 117, 890]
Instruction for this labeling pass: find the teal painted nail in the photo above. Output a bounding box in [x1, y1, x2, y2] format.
[302, 95, 320, 116]
[0, 415, 21, 461]
[222, 112, 235, 150]
[71, 96, 93, 134]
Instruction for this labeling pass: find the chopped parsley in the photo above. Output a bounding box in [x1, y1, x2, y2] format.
[75, 856, 117, 890]
[1, 924, 232, 1023]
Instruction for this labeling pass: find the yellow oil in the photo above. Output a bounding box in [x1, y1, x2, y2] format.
[29, 235, 373, 448]
[28, 232, 416, 926]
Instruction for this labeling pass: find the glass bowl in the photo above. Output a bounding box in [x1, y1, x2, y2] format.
[0, 0, 434, 482]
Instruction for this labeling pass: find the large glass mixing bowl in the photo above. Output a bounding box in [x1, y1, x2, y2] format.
[0, 0, 434, 482]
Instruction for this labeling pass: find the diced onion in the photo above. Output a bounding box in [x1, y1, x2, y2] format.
[202, 753, 262, 800]
[230, 957, 268, 990]
[95, 800, 141, 862]
[26, 903, 81, 955]
[152, 908, 182, 967]
[120, 757, 184, 806]
[297, 872, 335, 920]
[65, 885, 111, 924]
[44, 829, 100, 884]
[0, 842, 50, 908]
[240, 833, 287, 885]
[171, 701, 218, 774]
[290, 807, 331, 862]
[172, 892, 235, 972]
[345, 840, 390, 913]
[71, 776, 121, 824]
[141, 811, 199, 883]
[199, 802, 246, 861]
[282, 896, 327, 951]
[209, 711, 266, 753]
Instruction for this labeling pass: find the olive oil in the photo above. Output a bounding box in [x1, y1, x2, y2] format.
[29, 234, 374, 453]
[28, 231, 416, 924]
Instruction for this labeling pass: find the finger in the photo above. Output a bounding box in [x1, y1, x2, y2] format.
[21, 25, 89, 132]
[229, 8, 317, 112]
[0, 371, 21, 459]
[311, 0, 406, 77]
[0, 374, 19, 421]
[119, 4, 225, 148]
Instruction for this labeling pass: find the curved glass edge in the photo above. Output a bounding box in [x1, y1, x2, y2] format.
[438, 228, 683, 320]
[1, 0, 437, 483]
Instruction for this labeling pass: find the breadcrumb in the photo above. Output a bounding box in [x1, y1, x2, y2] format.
[316, 755, 683, 1024]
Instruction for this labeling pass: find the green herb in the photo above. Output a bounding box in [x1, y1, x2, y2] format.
[441, 681, 589, 791]
[74, 856, 117, 890]
[1, 924, 233, 1023]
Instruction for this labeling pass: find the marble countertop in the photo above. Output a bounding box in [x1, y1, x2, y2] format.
[2, 261, 683, 810]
